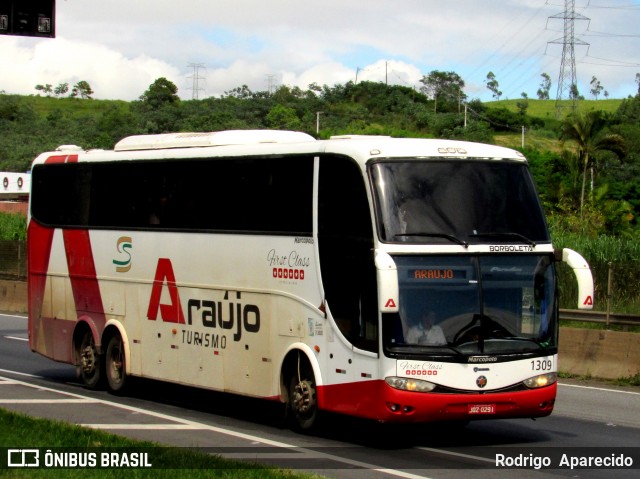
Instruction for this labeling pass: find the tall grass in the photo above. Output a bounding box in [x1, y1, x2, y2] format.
[552, 230, 640, 313]
[0, 212, 26, 240]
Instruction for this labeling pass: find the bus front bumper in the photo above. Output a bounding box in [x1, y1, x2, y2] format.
[317, 380, 557, 423]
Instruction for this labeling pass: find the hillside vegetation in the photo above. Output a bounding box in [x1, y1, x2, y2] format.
[2, 79, 640, 311]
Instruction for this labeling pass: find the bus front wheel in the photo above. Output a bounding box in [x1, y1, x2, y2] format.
[105, 334, 127, 392]
[288, 372, 318, 431]
[77, 330, 102, 389]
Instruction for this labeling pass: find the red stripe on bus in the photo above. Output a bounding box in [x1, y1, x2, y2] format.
[29, 153, 107, 348]
[27, 221, 55, 328]
[62, 229, 107, 322]
[28, 154, 79, 326]
[45, 153, 107, 324]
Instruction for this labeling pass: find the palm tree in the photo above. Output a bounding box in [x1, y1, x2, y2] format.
[559, 110, 626, 213]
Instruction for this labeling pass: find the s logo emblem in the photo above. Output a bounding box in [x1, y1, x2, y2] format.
[113, 236, 133, 272]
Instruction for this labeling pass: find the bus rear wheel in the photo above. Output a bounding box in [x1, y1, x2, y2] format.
[105, 334, 127, 392]
[288, 372, 318, 431]
[78, 330, 102, 389]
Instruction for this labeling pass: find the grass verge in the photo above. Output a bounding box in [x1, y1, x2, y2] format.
[0, 408, 318, 479]
[560, 320, 640, 333]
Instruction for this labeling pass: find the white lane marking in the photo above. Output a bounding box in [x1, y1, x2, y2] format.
[83, 424, 207, 430]
[0, 372, 435, 479]
[4, 336, 28, 341]
[0, 399, 100, 404]
[416, 447, 495, 464]
[558, 382, 640, 395]
[0, 368, 40, 378]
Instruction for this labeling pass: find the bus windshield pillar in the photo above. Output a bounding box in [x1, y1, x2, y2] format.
[375, 251, 398, 313]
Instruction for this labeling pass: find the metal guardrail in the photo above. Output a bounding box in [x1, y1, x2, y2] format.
[559, 309, 640, 327]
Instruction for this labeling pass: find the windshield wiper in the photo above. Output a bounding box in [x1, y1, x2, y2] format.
[468, 231, 536, 246]
[501, 336, 544, 348]
[395, 232, 469, 248]
[441, 344, 465, 357]
[403, 343, 466, 358]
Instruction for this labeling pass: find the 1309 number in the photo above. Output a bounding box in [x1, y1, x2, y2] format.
[531, 359, 553, 371]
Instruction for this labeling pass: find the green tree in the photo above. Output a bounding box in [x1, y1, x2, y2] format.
[222, 84, 253, 99]
[537, 73, 551, 100]
[265, 104, 302, 130]
[71, 81, 94, 99]
[560, 110, 626, 212]
[590, 76, 603, 100]
[139, 77, 179, 109]
[35, 84, 53, 96]
[54, 83, 69, 97]
[134, 78, 181, 133]
[485, 71, 502, 100]
[516, 92, 529, 119]
[419, 70, 466, 113]
[569, 83, 582, 101]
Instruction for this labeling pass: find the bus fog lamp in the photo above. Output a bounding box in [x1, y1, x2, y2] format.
[385, 376, 436, 392]
[523, 372, 557, 389]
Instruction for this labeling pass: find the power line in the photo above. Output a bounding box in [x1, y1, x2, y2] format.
[583, 30, 640, 38]
[585, 1, 640, 9]
[508, 54, 559, 99]
[580, 55, 640, 67]
[465, 3, 548, 81]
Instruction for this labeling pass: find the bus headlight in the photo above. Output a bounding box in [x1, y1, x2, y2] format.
[385, 376, 436, 393]
[523, 372, 557, 389]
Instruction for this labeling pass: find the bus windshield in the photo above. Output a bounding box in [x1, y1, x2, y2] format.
[384, 254, 557, 357]
[370, 160, 550, 245]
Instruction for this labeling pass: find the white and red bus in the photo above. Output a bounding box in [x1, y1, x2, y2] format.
[27, 130, 594, 430]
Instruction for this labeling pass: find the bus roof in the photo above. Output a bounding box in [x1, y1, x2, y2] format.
[322, 135, 526, 162]
[114, 130, 316, 151]
[33, 130, 527, 165]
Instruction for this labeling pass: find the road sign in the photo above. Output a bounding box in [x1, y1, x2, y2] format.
[0, 1, 55, 38]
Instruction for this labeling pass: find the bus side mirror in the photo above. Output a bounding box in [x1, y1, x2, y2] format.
[375, 251, 399, 312]
[556, 248, 594, 310]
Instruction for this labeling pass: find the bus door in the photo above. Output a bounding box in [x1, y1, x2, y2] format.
[317, 155, 378, 391]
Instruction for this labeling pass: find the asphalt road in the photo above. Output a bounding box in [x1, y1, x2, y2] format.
[1, 312, 639, 479]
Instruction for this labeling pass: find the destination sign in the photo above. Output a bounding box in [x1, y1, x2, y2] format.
[409, 268, 466, 280]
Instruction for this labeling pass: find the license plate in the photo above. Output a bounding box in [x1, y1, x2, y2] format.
[468, 404, 496, 414]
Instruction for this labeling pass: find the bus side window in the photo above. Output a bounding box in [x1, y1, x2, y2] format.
[318, 156, 378, 352]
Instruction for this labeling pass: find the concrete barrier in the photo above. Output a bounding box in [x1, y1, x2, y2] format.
[558, 327, 640, 380]
[0, 280, 638, 380]
[0, 279, 27, 314]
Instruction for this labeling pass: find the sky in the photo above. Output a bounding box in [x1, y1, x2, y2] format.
[2, 0, 640, 102]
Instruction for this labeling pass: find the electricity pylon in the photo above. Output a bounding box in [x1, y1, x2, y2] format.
[547, 0, 590, 117]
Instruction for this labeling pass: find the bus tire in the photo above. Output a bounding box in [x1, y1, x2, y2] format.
[288, 370, 318, 432]
[77, 329, 102, 389]
[105, 334, 127, 393]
